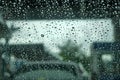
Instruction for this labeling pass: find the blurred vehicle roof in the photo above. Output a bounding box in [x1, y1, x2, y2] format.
[12, 60, 83, 80]
[25, 60, 79, 66]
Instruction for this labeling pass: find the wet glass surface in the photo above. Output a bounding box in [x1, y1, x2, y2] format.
[0, 0, 119, 80]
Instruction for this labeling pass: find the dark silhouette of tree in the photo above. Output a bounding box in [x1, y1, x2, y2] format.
[0, 13, 19, 45]
[0, 12, 20, 80]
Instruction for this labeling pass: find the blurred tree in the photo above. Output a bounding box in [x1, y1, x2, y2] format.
[0, 12, 19, 45]
[58, 40, 91, 72]
[0, 11, 20, 80]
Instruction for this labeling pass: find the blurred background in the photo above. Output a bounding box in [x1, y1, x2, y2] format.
[0, 0, 119, 80]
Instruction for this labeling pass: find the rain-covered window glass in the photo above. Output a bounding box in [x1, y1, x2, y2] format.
[0, 0, 119, 80]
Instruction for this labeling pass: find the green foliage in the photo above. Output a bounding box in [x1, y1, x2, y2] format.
[58, 40, 91, 72]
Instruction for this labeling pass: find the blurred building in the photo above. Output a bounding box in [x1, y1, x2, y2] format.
[0, 44, 57, 61]
[91, 42, 120, 80]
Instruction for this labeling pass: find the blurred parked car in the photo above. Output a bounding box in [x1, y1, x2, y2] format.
[9, 61, 84, 80]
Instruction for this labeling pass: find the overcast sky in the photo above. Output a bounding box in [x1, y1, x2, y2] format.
[0, 19, 114, 56]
